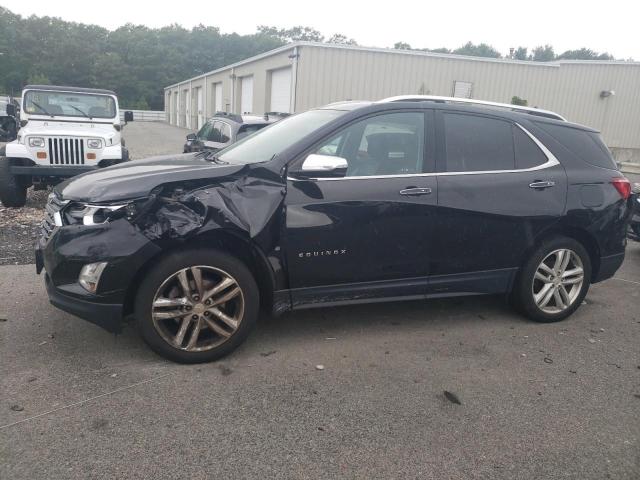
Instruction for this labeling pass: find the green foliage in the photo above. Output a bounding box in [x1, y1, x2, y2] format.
[557, 48, 613, 60]
[257, 25, 324, 42]
[0, 7, 283, 109]
[394, 42, 412, 50]
[513, 47, 528, 60]
[511, 96, 528, 106]
[531, 45, 556, 62]
[26, 73, 51, 85]
[327, 34, 358, 46]
[453, 42, 501, 58]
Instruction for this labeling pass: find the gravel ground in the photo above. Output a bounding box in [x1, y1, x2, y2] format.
[0, 122, 187, 265]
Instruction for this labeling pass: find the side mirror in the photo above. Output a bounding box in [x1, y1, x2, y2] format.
[294, 154, 348, 179]
[186, 133, 197, 141]
[124, 111, 134, 123]
[5, 104, 16, 117]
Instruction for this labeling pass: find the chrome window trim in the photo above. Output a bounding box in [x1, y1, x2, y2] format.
[288, 123, 559, 182]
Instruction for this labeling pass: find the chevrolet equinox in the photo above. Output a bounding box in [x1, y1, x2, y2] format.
[36, 96, 634, 363]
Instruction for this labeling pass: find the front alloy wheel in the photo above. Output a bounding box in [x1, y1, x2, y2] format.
[532, 249, 584, 314]
[136, 249, 259, 363]
[152, 266, 245, 352]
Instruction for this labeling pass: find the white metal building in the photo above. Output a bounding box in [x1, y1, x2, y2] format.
[164, 42, 640, 162]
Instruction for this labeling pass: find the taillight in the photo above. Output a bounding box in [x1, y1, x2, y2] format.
[611, 177, 631, 200]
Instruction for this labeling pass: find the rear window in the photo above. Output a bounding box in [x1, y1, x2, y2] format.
[237, 124, 267, 140]
[536, 123, 617, 170]
[443, 113, 514, 171]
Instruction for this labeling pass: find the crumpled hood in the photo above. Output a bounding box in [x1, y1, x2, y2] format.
[56, 153, 246, 203]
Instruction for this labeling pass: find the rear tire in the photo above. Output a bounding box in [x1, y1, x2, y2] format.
[512, 236, 591, 323]
[0, 157, 27, 207]
[134, 249, 259, 363]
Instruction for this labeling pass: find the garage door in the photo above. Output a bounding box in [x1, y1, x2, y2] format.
[270, 67, 292, 113]
[240, 76, 253, 114]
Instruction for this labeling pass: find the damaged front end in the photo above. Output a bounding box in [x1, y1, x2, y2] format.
[37, 159, 289, 334]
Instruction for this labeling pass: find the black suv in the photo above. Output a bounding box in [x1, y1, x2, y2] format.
[183, 112, 287, 153]
[36, 96, 633, 363]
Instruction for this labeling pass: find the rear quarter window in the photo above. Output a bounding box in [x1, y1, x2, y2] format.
[535, 122, 617, 170]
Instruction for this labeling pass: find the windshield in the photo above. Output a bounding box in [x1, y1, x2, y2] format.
[23, 90, 117, 119]
[217, 109, 345, 165]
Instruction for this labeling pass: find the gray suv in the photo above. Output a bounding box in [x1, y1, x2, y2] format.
[183, 112, 288, 153]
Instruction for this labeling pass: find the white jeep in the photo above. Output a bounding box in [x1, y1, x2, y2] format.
[0, 85, 132, 207]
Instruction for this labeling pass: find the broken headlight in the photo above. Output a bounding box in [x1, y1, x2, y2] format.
[63, 199, 149, 225]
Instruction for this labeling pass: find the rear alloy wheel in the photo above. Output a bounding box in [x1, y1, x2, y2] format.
[513, 237, 591, 323]
[532, 249, 584, 314]
[135, 249, 259, 363]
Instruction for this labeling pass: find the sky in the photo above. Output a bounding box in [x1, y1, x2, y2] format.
[4, 0, 639, 59]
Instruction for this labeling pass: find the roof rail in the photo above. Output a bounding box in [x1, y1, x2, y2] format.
[213, 111, 243, 123]
[379, 95, 567, 121]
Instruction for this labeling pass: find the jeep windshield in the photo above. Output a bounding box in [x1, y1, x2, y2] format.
[216, 109, 345, 165]
[23, 90, 117, 119]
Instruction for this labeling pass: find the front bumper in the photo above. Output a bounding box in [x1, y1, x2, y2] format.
[36, 217, 163, 334]
[44, 273, 124, 333]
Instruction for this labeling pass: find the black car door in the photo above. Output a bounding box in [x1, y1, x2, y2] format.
[284, 110, 438, 306]
[431, 110, 567, 294]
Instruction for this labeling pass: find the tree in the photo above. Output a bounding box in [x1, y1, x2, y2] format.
[513, 47, 528, 60]
[394, 42, 412, 50]
[428, 47, 451, 54]
[531, 45, 555, 62]
[511, 96, 528, 106]
[257, 25, 324, 42]
[557, 48, 613, 60]
[327, 33, 357, 45]
[453, 42, 501, 58]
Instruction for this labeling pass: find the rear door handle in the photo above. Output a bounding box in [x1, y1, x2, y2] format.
[399, 187, 432, 196]
[529, 180, 555, 189]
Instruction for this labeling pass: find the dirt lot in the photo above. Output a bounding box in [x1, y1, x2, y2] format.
[0, 122, 188, 265]
[0, 122, 639, 479]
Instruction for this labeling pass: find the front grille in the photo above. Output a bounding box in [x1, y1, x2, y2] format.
[48, 137, 85, 165]
[40, 193, 68, 242]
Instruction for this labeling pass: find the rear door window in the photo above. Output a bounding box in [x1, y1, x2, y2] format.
[443, 113, 515, 172]
[535, 122, 617, 169]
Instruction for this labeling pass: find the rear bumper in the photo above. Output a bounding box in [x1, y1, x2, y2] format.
[593, 252, 625, 283]
[44, 273, 124, 334]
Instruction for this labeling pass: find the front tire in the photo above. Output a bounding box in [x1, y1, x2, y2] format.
[134, 249, 259, 363]
[0, 157, 27, 207]
[513, 236, 591, 323]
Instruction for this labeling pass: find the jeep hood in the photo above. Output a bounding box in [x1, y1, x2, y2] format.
[56, 153, 246, 202]
[21, 120, 118, 138]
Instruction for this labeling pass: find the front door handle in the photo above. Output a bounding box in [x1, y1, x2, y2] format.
[529, 180, 555, 189]
[399, 187, 432, 196]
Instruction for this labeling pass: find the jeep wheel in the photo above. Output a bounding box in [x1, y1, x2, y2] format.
[513, 236, 591, 323]
[135, 249, 259, 363]
[0, 157, 27, 207]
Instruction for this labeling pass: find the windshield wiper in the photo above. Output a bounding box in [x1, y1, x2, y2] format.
[69, 105, 90, 118]
[204, 151, 228, 165]
[31, 101, 51, 116]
